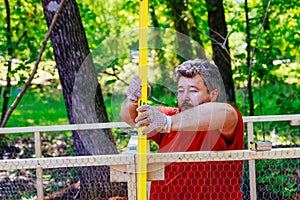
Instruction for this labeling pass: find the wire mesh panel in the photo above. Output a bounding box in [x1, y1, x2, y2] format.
[0, 157, 131, 199]
[255, 158, 298, 199]
[147, 148, 300, 200]
[0, 130, 130, 200]
[149, 160, 244, 199]
[0, 133, 37, 199]
[241, 161, 251, 200]
[0, 147, 299, 199]
[0, 166, 129, 199]
[241, 158, 300, 200]
[0, 168, 37, 199]
[242, 158, 299, 200]
[42, 167, 79, 199]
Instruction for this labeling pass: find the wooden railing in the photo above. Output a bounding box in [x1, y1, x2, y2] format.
[0, 114, 299, 200]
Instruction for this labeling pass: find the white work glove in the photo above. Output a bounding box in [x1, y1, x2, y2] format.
[127, 76, 151, 103]
[135, 105, 172, 135]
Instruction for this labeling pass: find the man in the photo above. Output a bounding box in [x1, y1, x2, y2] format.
[120, 60, 244, 199]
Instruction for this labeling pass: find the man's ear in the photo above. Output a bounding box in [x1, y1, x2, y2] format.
[210, 89, 219, 102]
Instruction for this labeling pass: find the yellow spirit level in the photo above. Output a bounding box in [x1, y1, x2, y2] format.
[137, 0, 148, 200]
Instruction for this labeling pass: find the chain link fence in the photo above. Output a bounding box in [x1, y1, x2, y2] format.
[0, 115, 299, 200]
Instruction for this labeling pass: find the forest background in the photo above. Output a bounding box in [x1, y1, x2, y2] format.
[0, 0, 299, 199]
[1, 0, 299, 142]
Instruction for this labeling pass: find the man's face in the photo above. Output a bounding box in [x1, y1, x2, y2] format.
[177, 74, 211, 111]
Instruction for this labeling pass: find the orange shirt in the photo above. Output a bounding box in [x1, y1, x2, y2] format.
[148, 104, 244, 200]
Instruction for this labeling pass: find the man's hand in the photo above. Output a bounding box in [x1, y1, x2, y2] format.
[135, 105, 171, 135]
[127, 76, 142, 103]
[127, 76, 151, 103]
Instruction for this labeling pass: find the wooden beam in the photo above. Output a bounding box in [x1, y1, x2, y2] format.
[0, 122, 130, 134]
[1, 148, 298, 170]
[290, 119, 300, 126]
[243, 114, 299, 123]
[34, 131, 44, 200]
[110, 163, 164, 182]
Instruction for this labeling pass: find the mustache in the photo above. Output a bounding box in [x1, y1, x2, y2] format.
[181, 102, 193, 107]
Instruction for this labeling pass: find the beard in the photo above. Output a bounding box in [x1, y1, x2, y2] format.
[179, 101, 194, 111]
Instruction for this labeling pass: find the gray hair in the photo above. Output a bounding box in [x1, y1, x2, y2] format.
[174, 60, 226, 102]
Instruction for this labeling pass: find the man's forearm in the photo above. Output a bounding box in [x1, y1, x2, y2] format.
[120, 98, 138, 127]
[170, 103, 238, 139]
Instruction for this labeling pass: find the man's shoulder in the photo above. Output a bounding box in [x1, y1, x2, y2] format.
[225, 103, 242, 116]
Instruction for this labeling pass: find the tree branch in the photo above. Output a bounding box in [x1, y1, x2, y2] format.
[102, 70, 172, 107]
[1, 0, 13, 125]
[245, 0, 271, 116]
[14, 30, 27, 49]
[247, 0, 271, 79]
[102, 70, 129, 86]
[1, 0, 66, 127]
[208, 28, 232, 59]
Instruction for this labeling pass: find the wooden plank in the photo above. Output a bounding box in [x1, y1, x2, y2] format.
[0, 122, 130, 134]
[247, 122, 257, 200]
[147, 148, 300, 164]
[1, 148, 298, 171]
[290, 119, 300, 126]
[127, 164, 137, 200]
[110, 165, 128, 182]
[147, 163, 164, 181]
[0, 114, 299, 134]
[110, 163, 164, 182]
[34, 131, 44, 200]
[36, 167, 44, 200]
[0, 154, 134, 170]
[247, 122, 254, 149]
[243, 114, 300, 123]
[249, 160, 257, 200]
[34, 131, 42, 158]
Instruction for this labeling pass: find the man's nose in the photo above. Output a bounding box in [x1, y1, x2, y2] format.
[183, 90, 190, 100]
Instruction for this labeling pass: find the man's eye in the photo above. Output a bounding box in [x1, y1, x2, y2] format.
[178, 90, 184, 93]
[190, 90, 198, 93]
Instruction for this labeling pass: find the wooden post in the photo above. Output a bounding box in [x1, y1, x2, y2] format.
[247, 122, 257, 200]
[110, 161, 164, 200]
[127, 164, 137, 200]
[34, 131, 44, 200]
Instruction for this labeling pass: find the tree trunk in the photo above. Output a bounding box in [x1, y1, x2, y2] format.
[245, 0, 254, 116]
[189, 1, 207, 59]
[149, 3, 173, 86]
[206, 0, 236, 103]
[1, 0, 12, 124]
[41, 0, 126, 199]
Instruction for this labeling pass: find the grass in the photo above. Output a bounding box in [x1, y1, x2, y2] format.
[5, 87, 68, 127]
[2, 86, 133, 151]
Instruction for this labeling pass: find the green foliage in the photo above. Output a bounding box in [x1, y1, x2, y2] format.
[1, 0, 298, 119]
[227, 0, 299, 116]
[236, 81, 300, 143]
[1, 0, 298, 146]
[149, 83, 177, 107]
[0, 1, 51, 80]
[0, 0, 298, 146]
